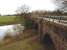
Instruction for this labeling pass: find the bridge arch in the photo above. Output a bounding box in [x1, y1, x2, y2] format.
[41, 33, 56, 50]
[31, 17, 66, 50]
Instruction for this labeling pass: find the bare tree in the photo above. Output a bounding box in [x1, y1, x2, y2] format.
[16, 5, 30, 14]
[16, 5, 32, 29]
[16, 5, 30, 25]
[52, 0, 67, 12]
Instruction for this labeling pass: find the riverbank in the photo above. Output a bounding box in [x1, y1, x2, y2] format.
[0, 29, 43, 50]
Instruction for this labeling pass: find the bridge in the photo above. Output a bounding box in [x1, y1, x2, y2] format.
[25, 16, 67, 50]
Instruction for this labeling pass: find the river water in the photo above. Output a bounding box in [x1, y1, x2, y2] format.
[0, 24, 24, 41]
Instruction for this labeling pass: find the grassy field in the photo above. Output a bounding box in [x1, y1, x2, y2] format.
[0, 16, 17, 25]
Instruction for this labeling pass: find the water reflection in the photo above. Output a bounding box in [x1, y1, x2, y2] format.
[0, 24, 24, 41]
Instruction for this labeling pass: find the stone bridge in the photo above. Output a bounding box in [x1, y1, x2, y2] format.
[30, 17, 67, 50]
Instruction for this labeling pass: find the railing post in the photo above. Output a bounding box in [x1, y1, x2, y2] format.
[49, 16, 51, 21]
[59, 16, 61, 23]
[53, 16, 55, 22]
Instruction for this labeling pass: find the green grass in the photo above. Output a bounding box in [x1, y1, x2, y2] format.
[0, 16, 17, 25]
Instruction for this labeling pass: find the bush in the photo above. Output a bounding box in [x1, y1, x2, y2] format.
[25, 19, 32, 29]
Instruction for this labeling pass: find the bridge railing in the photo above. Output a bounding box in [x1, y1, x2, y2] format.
[37, 16, 67, 26]
[43, 16, 67, 20]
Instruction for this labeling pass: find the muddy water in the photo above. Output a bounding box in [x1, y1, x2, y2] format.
[0, 24, 24, 41]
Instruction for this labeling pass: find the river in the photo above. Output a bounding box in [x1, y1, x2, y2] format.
[0, 24, 24, 41]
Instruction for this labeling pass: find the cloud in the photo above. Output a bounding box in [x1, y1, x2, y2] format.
[0, 0, 56, 15]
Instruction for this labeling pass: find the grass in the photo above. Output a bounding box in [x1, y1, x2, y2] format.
[0, 36, 43, 50]
[0, 16, 43, 50]
[0, 32, 43, 50]
[0, 29, 42, 50]
[0, 16, 17, 25]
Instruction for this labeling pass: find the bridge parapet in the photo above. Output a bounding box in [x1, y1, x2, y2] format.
[30, 16, 67, 50]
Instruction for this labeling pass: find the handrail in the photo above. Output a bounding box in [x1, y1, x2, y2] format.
[37, 16, 67, 26]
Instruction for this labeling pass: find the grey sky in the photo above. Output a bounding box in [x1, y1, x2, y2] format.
[0, 0, 56, 15]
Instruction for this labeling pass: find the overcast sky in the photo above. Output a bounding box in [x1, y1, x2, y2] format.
[0, 0, 56, 15]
